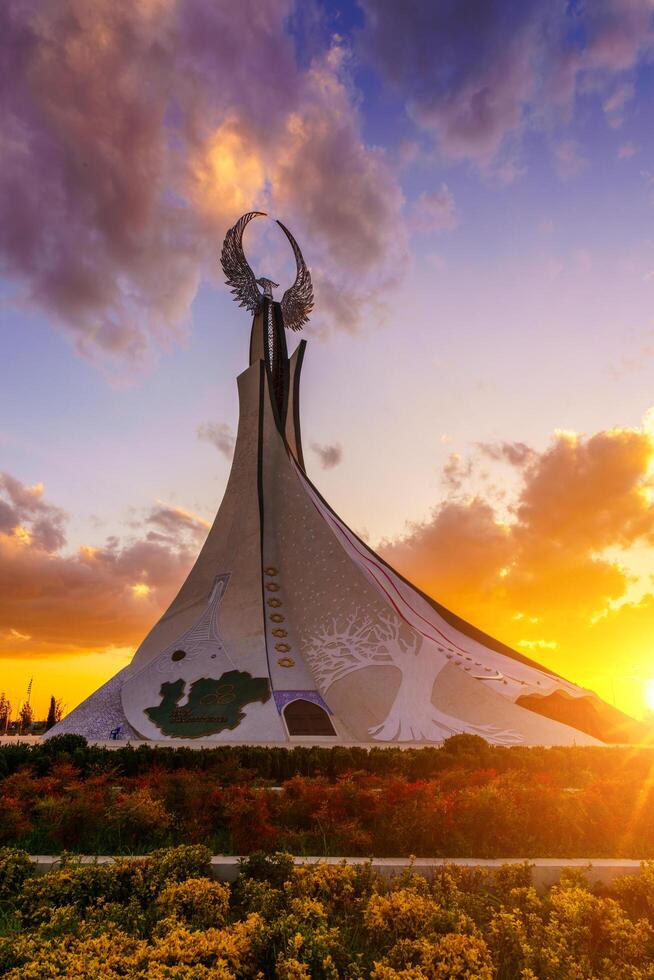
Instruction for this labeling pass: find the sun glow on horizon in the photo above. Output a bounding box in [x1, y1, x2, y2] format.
[645, 679, 654, 712]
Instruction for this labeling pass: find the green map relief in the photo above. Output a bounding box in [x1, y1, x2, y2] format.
[145, 671, 271, 738]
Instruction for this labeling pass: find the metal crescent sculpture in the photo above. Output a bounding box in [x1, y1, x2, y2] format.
[220, 212, 314, 331]
[220, 211, 267, 314]
[276, 219, 314, 332]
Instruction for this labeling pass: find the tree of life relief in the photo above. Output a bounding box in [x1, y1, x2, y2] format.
[145, 671, 270, 738]
[303, 611, 521, 744]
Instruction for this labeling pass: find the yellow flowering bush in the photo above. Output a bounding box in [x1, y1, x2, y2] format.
[539, 884, 654, 978]
[155, 877, 230, 930]
[371, 934, 494, 979]
[364, 888, 470, 944]
[4, 847, 654, 977]
[288, 859, 376, 917]
[3, 929, 151, 979]
[148, 913, 264, 972]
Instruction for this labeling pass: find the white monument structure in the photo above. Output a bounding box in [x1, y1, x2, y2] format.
[48, 214, 644, 746]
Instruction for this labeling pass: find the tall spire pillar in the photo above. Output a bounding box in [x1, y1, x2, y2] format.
[249, 299, 290, 428]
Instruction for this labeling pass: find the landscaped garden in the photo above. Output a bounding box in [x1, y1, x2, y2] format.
[2, 844, 654, 977]
[1, 734, 654, 857]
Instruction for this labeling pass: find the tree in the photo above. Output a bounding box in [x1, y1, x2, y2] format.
[18, 701, 33, 735]
[45, 696, 64, 731]
[0, 693, 10, 735]
[303, 611, 521, 744]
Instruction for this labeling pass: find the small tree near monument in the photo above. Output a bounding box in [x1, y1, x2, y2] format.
[18, 702, 33, 735]
[0, 693, 10, 735]
[45, 696, 64, 731]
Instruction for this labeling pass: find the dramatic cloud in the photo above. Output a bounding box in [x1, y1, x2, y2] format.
[381, 418, 654, 700]
[383, 497, 512, 598]
[1, 0, 406, 366]
[0, 473, 196, 659]
[0, 472, 67, 552]
[477, 441, 535, 467]
[146, 504, 209, 545]
[270, 43, 406, 333]
[197, 421, 236, 460]
[359, 0, 654, 168]
[311, 442, 343, 469]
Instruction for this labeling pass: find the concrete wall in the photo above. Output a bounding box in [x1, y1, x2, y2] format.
[27, 855, 645, 894]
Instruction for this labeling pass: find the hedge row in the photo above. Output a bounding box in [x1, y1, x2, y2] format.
[3, 735, 654, 856]
[3, 733, 654, 782]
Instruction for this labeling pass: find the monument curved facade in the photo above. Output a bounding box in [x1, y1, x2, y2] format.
[48, 216, 646, 746]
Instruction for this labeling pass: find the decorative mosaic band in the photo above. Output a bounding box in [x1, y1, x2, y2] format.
[273, 690, 333, 715]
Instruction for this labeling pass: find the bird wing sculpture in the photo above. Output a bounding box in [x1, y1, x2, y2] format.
[276, 220, 314, 332]
[220, 211, 267, 313]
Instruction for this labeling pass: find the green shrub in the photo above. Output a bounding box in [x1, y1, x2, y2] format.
[0, 849, 34, 907]
[41, 734, 88, 756]
[239, 850, 295, 888]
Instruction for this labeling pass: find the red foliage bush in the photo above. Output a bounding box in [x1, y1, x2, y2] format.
[3, 748, 654, 856]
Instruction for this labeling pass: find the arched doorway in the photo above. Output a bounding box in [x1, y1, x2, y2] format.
[283, 699, 336, 736]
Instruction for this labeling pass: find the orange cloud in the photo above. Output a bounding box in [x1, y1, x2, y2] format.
[0, 475, 196, 664]
[188, 117, 265, 221]
[381, 417, 654, 718]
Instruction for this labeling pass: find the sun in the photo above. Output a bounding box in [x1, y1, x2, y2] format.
[644, 679, 654, 712]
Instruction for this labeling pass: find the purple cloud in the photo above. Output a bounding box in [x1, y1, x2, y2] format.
[311, 442, 343, 469]
[197, 421, 236, 460]
[477, 441, 536, 467]
[0, 1, 406, 367]
[359, 0, 654, 167]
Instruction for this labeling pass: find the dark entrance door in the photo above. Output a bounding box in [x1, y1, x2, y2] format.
[284, 699, 336, 736]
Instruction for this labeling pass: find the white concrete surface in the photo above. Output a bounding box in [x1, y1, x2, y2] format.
[26, 855, 647, 893]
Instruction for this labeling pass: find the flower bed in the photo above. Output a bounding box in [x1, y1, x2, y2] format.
[2, 734, 654, 857]
[1, 845, 654, 977]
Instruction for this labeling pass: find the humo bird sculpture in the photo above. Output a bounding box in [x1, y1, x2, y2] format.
[220, 211, 314, 331]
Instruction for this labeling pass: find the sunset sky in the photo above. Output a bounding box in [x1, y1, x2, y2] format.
[3, 0, 654, 720]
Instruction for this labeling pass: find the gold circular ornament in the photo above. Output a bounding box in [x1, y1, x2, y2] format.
[277, 656, 295, 668]
[265, 582, 280, 592]
[264, 566, 278, 577]
[270, 613, 285, 623]
[200, 684, 235, 705]
[267, 597, 282, 607]
[275, 642, 291, 653]
[272, 628, 287, 638]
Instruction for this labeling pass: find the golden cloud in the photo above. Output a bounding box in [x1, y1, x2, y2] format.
[381, 415, 654, 717]
[0, 474, 196, 661]
[188, 118, 265, 221]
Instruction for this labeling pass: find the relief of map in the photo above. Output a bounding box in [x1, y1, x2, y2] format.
[145, 671, 271, 737]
